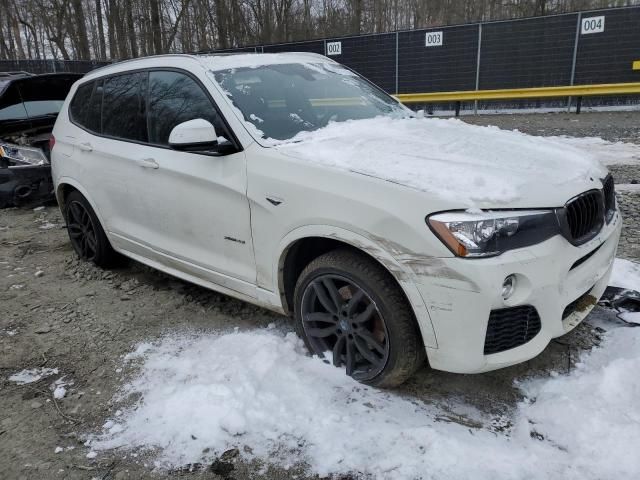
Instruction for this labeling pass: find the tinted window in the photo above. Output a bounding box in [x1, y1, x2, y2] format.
[102, 73, 147, 142]
[70, 82, 94, 126]
[0, 83, 28, 121]
[148, 71, 226, 145]
[70, 81, 103, 133]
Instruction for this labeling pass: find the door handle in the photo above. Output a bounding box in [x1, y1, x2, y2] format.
[76, 142, 93, 152]
[137, 157, 159, 169]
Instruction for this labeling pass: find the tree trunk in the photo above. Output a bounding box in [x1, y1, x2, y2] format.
[149, 0, 163, 54]
[126, 0, 138, 57]
[95, 0, 107, 59]
[71, 0, 91, 59]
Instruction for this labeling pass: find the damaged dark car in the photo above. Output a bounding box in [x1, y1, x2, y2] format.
[0, 72, 82, 208]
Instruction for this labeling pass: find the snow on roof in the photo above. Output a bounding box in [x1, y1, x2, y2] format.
[198, 52, 335, 71]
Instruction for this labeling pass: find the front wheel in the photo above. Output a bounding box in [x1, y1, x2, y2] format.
[293, 249, 425, 387]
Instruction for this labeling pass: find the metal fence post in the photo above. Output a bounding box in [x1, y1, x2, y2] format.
[474, 23, 483, 115]
[568, 12, 582, 112]
[395, 31, 399, 95]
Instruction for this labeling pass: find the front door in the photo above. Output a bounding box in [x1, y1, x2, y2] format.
[129, 70, 255, 295]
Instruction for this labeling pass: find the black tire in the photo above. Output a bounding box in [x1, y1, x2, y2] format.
[64, 190, 119, 268]
[293, 248, 425, 387]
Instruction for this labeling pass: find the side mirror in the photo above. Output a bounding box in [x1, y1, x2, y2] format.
[168, 118, 218, 151]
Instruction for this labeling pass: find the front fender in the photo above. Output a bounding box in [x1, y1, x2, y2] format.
[275, 224, 438, 348]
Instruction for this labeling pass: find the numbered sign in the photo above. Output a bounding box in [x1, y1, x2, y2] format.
[425, 31, 443, 47]
[326, 42, 342, 56]
[581, 16, 605, 34]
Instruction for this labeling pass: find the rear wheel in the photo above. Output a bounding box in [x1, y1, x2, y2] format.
[64, 190, 119, 268]
[293, 248, 425, 387]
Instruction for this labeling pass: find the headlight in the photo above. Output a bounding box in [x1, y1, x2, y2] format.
[427, 210, 560, 258]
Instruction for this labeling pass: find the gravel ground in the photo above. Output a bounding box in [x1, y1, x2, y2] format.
[1, 111, 638, 479]
[461, 110, 640, 143]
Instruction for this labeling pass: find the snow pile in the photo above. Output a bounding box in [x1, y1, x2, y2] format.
[610, 258, 640, 292]
[544, 136, 640, 166]
[516, 324, 640, 479]
[9, 367, 59, 385]
[51, 377, 72, 399]
[92, 258, 640, 479]
[274, 117, 606, 205]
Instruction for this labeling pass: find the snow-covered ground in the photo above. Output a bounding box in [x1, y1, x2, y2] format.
[89, 259, 640, 480]
[546, 136, 640, 166]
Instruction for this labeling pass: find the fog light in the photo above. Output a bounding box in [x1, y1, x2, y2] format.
[502, 275, 517, 300]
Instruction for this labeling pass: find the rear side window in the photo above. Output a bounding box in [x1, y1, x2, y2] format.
[70, 80, 103, 133]
[147, 71, 226, 145]
[102, 73, 147, 142]
[70, 82, 94, 126]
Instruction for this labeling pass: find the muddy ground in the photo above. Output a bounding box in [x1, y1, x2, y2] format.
[1, 111, 638, 480]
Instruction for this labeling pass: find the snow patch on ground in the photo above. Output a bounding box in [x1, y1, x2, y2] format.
[610, 258, 640, 292]
[544, 136, 640, 166]
[92, 258, 640, 479]
[274, 117, 606, 206]
[9, 368, 59, 385]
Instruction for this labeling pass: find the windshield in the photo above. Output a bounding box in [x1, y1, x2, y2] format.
[213, 62, 409, 141]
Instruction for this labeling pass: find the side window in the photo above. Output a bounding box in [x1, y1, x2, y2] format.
[102, 73, 147, 142]
[69, 82, 94, 127]
[86, 80, 103, 133]
[148, 70, 226, 146]
[0, 83, 28, 121]
[18, 76, 71, 117]
[69, 80, 103, 133]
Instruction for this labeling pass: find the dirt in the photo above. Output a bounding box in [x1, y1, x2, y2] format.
[1, 111, 638, 479]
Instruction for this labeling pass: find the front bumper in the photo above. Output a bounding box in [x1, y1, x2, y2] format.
[0, 165, 53, 208]
[417, 209, 622, 373]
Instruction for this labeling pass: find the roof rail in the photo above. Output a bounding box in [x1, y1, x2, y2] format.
[87, 53, 200, 75]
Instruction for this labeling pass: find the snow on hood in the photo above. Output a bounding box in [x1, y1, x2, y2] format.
[274, 117, 607, 207]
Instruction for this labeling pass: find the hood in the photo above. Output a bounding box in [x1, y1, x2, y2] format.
[274, 117, 608, 209]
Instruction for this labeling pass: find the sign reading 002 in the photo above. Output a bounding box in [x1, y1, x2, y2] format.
[425, 31, 443, 47]
[326, 42, 342, 56]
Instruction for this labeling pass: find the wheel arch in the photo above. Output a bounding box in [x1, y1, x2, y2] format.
[55, 178, 108, 232]
[275, 226, 438, 348]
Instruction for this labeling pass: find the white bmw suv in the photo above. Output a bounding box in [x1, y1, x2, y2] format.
[51, 53, 621, 386]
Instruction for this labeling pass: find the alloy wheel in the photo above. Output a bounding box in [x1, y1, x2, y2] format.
[301, 274, 390, 380]
[66, 200, 98, 261]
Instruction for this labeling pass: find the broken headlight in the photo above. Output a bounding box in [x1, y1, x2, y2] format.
[427, 210, 560, 258]
[0, 142, 48, 167]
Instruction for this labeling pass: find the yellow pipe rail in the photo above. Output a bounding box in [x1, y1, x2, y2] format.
[394, 82, 640, 104]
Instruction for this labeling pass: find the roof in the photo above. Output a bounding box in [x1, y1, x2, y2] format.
[0, 72, 83, 96]
[198, 52, 335, 71]
[84, 52, 335, 80]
